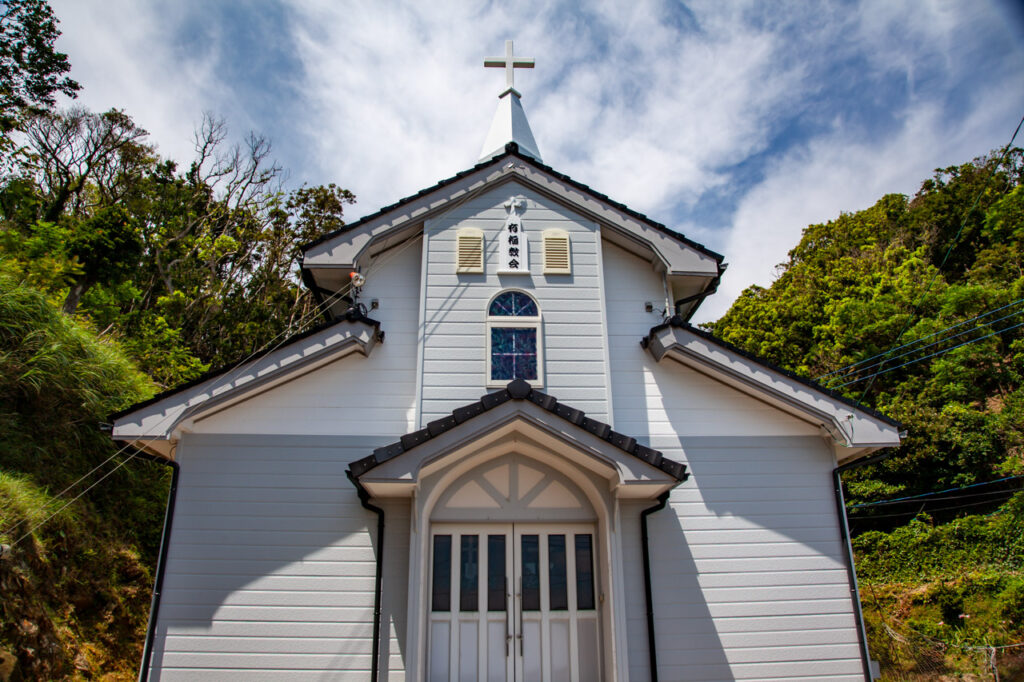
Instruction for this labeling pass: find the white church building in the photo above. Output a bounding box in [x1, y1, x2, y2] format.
[113, 43, 900, 682]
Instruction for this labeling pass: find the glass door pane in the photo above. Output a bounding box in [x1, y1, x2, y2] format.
[513, 524, 600, 682]
[431, 526, 513, 682]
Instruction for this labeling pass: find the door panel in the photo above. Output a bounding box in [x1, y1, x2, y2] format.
[429, 523, 600, 682]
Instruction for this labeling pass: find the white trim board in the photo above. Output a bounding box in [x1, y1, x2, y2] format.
[645, 323, 901, 463]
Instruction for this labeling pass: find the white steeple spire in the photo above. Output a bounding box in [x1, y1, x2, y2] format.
[479, 40, 542, 163]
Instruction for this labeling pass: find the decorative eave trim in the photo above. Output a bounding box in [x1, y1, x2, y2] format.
[349, 378, 688, 483]
[110, 311, 383, 448]
[301, 143, 724, 276]
[644, 318, 901, 460]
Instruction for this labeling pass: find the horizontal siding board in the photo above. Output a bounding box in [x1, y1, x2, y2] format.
[162, 558, 379, 578]
[150, 672, 372, 681]
[168, 544, 377, 562]
[159, 652, 373, 669]
[159, 604, 374, 622]
[159, 622, 374, 639]
[162, 574, 375, 593]
[176, 486, 367, 504]
[163, 590, 379, 608]
[153, 435, 387, 680]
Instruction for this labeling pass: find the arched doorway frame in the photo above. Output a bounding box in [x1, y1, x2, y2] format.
[404, 435, 633, 681]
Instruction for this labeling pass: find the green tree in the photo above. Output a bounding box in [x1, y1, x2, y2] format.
[708, 149, 1024, 515]
[0, 0, 78, 128]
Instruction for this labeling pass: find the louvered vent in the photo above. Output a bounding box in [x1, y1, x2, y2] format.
[543, 230, 571, 274]
[456, 228, 484, 273]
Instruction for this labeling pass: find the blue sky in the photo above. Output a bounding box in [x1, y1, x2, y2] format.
[49, 0, 1024, 321]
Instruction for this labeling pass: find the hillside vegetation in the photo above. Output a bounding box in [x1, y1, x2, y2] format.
[0, 2, 355, 676]
[708, 148, 1024, 678]
[0, 275, 164, 679]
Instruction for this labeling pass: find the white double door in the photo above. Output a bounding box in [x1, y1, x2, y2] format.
[428, 523, 602, 682]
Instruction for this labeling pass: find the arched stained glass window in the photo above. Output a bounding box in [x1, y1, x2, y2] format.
[487, 290, 542, 386]
[488, 291, 538, 317]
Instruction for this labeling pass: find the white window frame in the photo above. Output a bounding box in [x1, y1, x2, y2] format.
[486, 289, 543, 388]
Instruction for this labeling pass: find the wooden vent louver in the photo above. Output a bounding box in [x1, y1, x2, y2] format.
[456, 228, 484, 273]
[543, 229, 571, 274]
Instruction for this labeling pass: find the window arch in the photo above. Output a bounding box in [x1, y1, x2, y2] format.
[486, 290, 542, 387]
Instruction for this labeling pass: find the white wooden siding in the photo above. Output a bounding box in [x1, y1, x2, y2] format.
[620, 436, 862, 682]
[602, 240, 818, 440]
[149, 434, 408, 681]
[603, 243, 862, 681]
[418, 182, 610, 425]
[194, 241, 421, 436]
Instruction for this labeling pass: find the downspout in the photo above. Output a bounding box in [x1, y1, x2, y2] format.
[121, 446, 179, 682]
[640, 491, 671, 682]
[834, 451, 891, 682]
[347, 471, 385, 682]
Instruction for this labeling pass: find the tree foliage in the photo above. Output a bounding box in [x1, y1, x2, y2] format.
[1, 107, 355, 386]
[0, 0, 79, 132]
[708, 149, 1024, 518]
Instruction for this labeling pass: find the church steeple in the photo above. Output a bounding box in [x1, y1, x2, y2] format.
[479, 40, 542, 163]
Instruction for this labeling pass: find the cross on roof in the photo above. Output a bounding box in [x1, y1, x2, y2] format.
[484, 40, 534, 93]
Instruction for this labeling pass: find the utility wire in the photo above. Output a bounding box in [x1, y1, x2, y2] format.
[850, 475, 1024, 507]
[853, 112, 1024, 407]
[847, 488, 1023, 519]
[825, 305, 1024, 387]
[850, 485, 1024, 511]
[818, 297, 1024, 382]
[834, 318, 1024, 388]
[2, 276, 357, 543]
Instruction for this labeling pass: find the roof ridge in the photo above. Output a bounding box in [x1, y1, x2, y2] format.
[300, 143, 724, 265]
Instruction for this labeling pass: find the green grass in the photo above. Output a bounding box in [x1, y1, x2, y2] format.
[0, 275, 168, 680]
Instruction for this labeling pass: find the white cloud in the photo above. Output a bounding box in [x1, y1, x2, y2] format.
[694, 86, 1022, 324]
[49, 0, 229, 166]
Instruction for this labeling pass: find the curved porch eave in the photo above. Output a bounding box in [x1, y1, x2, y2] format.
[352, 385, 686, 501]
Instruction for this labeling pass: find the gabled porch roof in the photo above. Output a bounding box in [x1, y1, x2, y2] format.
[110, 310, 383, 457]
[349, 379, 688, 499]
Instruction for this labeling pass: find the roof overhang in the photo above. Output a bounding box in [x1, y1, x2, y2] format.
[644, 320, 901, 464]
[350, 379, 687, 500]
[301, 146, 723, 310]
[110, 314, 383, 458]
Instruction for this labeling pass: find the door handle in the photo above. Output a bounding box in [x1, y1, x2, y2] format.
[518, 576, 524, 656]
[505, 577, 511, 657]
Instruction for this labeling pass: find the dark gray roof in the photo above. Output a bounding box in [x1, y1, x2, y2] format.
[349, 378, 689, 481]
[300, 142, 724, 266]
[108, 308, 381, 422]
[646, 317, 901, 429]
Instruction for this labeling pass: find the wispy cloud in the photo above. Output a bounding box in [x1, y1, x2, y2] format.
[49, 0, 224, 164]
[47, 0, 1024, 322]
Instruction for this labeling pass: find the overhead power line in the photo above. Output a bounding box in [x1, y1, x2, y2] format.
[818, 297, 1024, 382]
[825, 305, 1024, 387]
[853, 111, 1024, 407]
[847, 487, 1024, 519]
[833, 318, 1024, 388]
[850, 474, 1024, 508]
